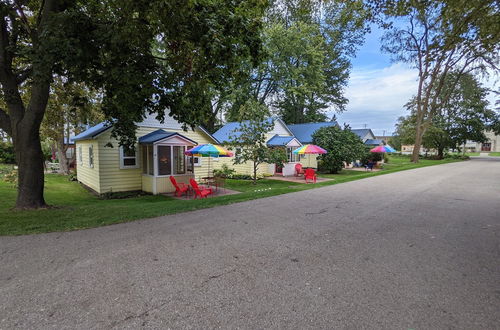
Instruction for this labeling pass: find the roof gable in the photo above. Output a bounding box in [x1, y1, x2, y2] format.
[287, 121, 339, 143]
[213, 117, 293, 143]
[138, 129, 197, 145]
[266, 135, 301, 147]
[351, 128, 375, 141]
[73, 113, 219, 144]
[73, 122, 111, 141]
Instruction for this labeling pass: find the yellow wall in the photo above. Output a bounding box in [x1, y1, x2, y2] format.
[75, 140, 100, 193]
[141, 175, 154, 193]
[76, 126, 216, 194]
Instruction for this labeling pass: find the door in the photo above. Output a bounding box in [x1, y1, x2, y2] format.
[481, 143, 491, 151]
[275, 163, 283, 174]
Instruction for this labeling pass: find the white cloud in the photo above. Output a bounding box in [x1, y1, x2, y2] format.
[333, 64, 499, 136]
[332, 63, 418, 135]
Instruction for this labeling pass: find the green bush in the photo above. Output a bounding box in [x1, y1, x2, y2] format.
[444, 154, 470, 160]
[0, 142, 15, 164]
[213, 164, 236, 178]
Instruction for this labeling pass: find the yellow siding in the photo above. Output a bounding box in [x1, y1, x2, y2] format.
[141, 175, 154, 193]
[75, 140, 100, 192]
[92, 126, 215, 194]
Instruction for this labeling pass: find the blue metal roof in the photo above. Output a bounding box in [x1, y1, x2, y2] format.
[287, 122, 339, 143]
[213, 122, 244, 143]
[72, 122, 111, 141]
[138, 129, 197, 144]
[364, 139, 383, 145]
[266, 135, 295, 146]
[213, 118, 278, 143]
[351, 129, 372, 140]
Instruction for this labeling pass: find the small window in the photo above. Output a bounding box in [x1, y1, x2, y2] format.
[187, 156, 201, 173]
[89, 145, 94, 168]
[78, 146, 82, 165]
[158, 146, 171, 175]
[148, 146, 154, 175]
[120, 146, 139, 169]
[173, 146, 186, 174]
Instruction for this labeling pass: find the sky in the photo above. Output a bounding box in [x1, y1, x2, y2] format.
[334, 25, 498, 137]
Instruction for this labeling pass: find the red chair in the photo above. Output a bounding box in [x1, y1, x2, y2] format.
[170, 176, 189, 197]
[189, 178, 213, 199]
[304, 168, 317, 183]
[295, 163, 304, 177]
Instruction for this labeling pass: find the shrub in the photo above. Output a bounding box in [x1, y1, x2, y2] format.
[312, 125, 366, 173]
[213, 164, 236, 178]
[99, 190, 149, 200]
[0, 142, 15, 164]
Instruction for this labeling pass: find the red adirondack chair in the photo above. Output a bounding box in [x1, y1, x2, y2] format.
[170, 176, 189, 197]
[304, 168, 317, 183]
[295, 163, 304, 177]
[189, 178, 213, 199]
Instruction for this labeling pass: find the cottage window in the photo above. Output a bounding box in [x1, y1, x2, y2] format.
[89, 145, 94, 168]
[120, 146, 139, 169]
[78, 146, 82, 165]
[158, 146, 172, 175]
[187, 156, 201, 173]
[286, 147, 298, 162]
[173, 146, 186, 174]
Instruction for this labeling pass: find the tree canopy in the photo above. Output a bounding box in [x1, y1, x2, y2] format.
[0, 0, 267, 208]
[225, 0, 370, 125]
[312, 125, 366, 173]
[375, 0, 500, 162]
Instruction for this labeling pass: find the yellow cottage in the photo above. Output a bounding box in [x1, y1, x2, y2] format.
[73, 113, 219, 195]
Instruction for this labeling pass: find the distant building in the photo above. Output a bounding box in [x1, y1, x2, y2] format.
[401, 145, 436, 155]
[464, 131, 500, 152]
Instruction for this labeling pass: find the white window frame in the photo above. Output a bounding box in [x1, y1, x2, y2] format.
[119, 145, 140, 169]
[78, 146, 82, 165]
[193, 156, 202, 167]
[88, 145, 94, 168]
[156, 144, 190, 177]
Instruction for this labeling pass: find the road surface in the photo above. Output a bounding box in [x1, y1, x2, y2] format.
[1, 156, 499, 329]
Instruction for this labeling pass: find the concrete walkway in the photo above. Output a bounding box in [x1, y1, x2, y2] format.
[1, 157, 499, 329]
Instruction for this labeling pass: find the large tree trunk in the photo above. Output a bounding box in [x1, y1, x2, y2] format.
[13, 127, 47, 209]
[437, 147, 444, 159]
[56, 136, 70, 175]
[411, 124, 424, 163]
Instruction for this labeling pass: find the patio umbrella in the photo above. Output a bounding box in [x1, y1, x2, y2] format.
[369, 145, 396, 167]
[184, 144, 233, 178]
[293, 144, 327, 168]
[370, 145, 396, 153]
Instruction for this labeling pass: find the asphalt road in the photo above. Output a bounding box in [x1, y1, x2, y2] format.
[1, 157, 499, 329]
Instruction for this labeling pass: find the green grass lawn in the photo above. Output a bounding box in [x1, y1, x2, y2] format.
[448, 152, 480, 156]
[488, 152, 500, 157]
[0, 156, 462, 236]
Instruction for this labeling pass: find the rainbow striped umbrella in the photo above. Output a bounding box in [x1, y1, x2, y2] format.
[184, 144, 233, 178]
[184, 144, 233, 157]
[370, 145, 396, 153]
[293, 144, 327, 168]
[292, 144, 327, 155]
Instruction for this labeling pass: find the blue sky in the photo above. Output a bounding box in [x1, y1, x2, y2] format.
[334, 25, 498, 136]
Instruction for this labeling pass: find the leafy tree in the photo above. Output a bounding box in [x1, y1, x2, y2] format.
[226, 0, 369, 124]
[0, 0, 266, 209]
[395, 72, 496, 158]
[312, 125, 366, 173]
[376, 0, 500, 162]
[41, 77, 103, 174]
[229, 99, 287, 184]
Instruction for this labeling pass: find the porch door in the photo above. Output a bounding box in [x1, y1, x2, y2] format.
[481, 143, 491, 151]
[275, 163, 283, 174]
